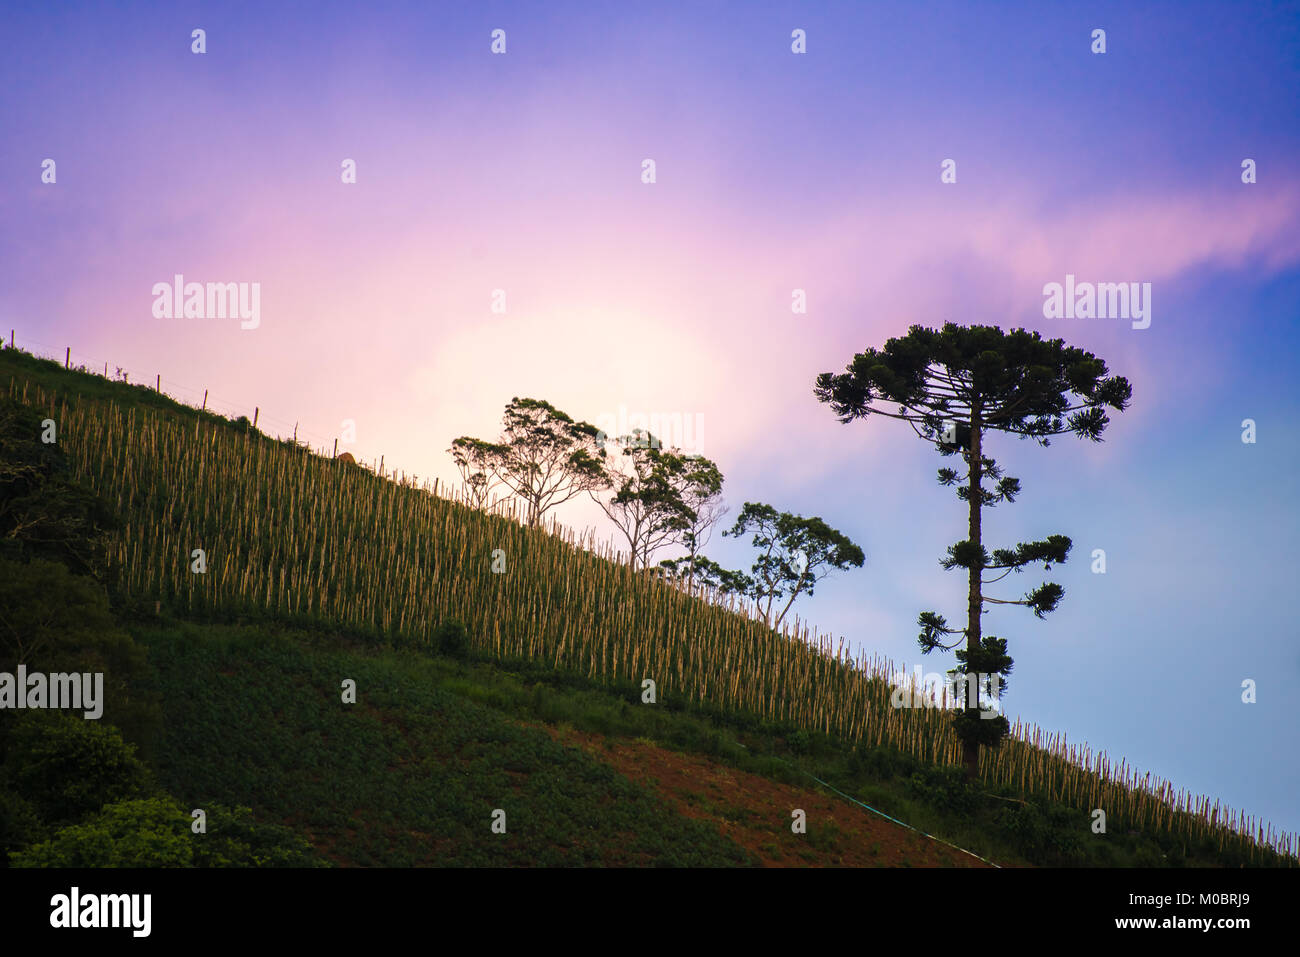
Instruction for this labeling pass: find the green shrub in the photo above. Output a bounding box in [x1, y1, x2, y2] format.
[11, 796, 192, 867]
[11, 796, 327, 868]
[2, 711, 151, 824]
[0, 785, 43, 864]
[191, 804, 327, 868]
[902, 765, 978, 814]
[0, 397, 117, 578]
[432, 619, 470, 659]
[0, 556, 161, 752]
[995, 800, 1086, 864]
[853, 744, 914, 780]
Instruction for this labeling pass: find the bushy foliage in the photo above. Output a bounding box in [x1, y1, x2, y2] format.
[0, 556, 161, 750]
[12, 796, 191, 867]
[1, 711, 151, 824]
[191, 804, 327, 867]
[432, 619, 470, 659]
[902, 764, 979, 815]
[0, 785, 43, 865]
[786, 729, 811, 755]
[10, 796, 325, 868]
[0, 396, 117, 578]
[995, 801, 1086, 864]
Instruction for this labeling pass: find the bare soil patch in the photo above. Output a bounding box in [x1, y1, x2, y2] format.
[540, 726, 993, 868]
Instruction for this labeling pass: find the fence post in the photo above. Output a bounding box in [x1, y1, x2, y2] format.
[379, 455, 384, 477]
[156, 374, 160, 392]
[202, 389, 207, 411]
[65, 347, 70, 369]
[333, 438, 338, 457]
[252, 407, 259, 428]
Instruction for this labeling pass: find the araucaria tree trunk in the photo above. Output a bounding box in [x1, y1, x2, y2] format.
[964, 406, 982, 780]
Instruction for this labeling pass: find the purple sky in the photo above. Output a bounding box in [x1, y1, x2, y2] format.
[3, 1, 1298, 845]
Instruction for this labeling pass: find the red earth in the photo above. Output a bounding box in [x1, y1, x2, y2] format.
[541, 725, 997, 868]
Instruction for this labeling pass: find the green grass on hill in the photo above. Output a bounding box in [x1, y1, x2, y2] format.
[3, 343, 1295, 867]
[137, 621, 756, 867]
[136, 618, 1280, 867]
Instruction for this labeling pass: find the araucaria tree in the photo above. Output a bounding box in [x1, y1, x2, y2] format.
[449, 398, 606, 528]
[814, 323, 1131, 779]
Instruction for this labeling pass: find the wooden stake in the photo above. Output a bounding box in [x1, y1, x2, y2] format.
[65, 347, 70, 369]
[202, 389, 207, 411]
[156, 373, 160, 391]
[253, 407, 259, 428]
[333, 438, 338, 457]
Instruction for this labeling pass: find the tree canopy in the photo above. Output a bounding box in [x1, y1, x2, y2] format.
[722, 502, 865, 629]
[591, 428, 724, 571]
[814, 323, 1132, 446]
[449, 397, 606, 527]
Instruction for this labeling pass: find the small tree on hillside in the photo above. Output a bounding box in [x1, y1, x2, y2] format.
[723, 502, 865, 629]
[814, 323, 1131, 779]
[447, 436, 503, 512]
[449, 398, 606, 528]
[659, 554, 750, 601]
[592, 429, 723, 571]
[672, 486, 728, 593]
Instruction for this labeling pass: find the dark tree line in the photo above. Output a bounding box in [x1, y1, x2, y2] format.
[450, 398, 864, 628]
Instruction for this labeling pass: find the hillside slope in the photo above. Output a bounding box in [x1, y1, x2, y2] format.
[3, 345, 1294, 867]
[139, 620, 999, 867]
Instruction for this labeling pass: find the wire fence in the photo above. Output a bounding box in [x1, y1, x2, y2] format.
[4, 326, 338, 455]
[7, 327, 852, 632]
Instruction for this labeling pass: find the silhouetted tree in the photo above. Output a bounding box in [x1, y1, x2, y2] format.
[659, 554, 750, 600]
[592, 429, 723, 571]
[724, 502, 864, 629]
[449, 398, 605, 527]
[815, 323, 1131, 778]
[447, 436, 502, 511]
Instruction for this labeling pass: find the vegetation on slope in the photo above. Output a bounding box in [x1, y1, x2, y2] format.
[2, 344, 1295, 866]
[137, 621, 756, 867]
